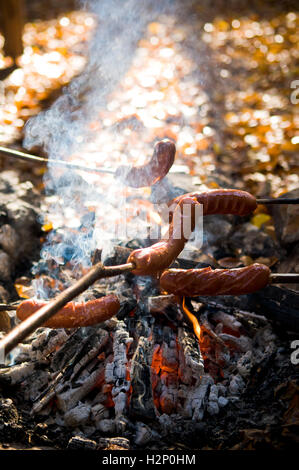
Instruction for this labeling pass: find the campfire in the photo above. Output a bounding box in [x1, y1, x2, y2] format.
[0, 139, 298, 450]
[0, 0, 298, 452]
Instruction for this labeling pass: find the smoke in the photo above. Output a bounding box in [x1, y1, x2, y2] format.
[24, 0, 170, 159]
[23, 0, 174, 297]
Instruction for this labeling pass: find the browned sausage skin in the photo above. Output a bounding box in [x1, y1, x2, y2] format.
[160, 264, 270, 296]
[115, 139, 176, 188]
[16, 295, 120, 328]
[168, 189, 257, 217]
[127, 196, 200, 276]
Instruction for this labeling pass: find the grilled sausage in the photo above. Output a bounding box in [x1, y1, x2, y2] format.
[160, 264, 270, 296]
[127, 196, 200, 275]
[115, 139, 175, 188]
[168, 189, 257, 218]
[16, 295, 120, 328]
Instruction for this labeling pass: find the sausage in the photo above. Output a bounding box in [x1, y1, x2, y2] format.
[127, 196, 200, 275]
[16, 295, 120, 328]
[160, 264, 270, 296]
[115, 139, 175, 188]
[168, 189, 257, 218]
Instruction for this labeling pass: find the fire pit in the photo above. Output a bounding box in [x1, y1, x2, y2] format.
[0, 157, 298, 451]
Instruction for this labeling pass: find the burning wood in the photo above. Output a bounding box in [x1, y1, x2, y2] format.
[0, 261, 290, 446]
[0, 188, 298, 359]
[31, 328, 109, 413]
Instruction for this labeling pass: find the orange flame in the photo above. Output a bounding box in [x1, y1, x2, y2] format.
[181, 297, 202, 342]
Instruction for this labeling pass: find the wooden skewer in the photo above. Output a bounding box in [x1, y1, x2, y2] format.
[269, 273, 299, 283]
[257, 198, 299, 205]
[0, 303, 19, 311]
[0, 273, 298, 314]
[1, 146, 299, 204]
[0, 269, 298, 358]
[0, 145, 114, 175]
[0, 262, 135, 358]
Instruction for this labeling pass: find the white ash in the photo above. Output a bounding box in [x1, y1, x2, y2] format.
[22, 369, 52, 402]
[181, 374, 214, 420]
[112, 390, 128, 419]
[134, 422, 160, 446]
[207, 384, 219, 416]
[9, 328, 66, 364]
[215, 343, 231, 369]
[30, 329, 69, 362]
[212, 311, 242, 333]
[0, 361, 36, 385]
[55, 412, 66, 427]
[237, 350, 254, 378]
[68, 329, 108, 382]
[207, 383, 229, 414]
[56, 362, 105, 412]
[207, 401, 219, 416]
[105, 321, 133, 420]
[64, 403, 91, 428]
[228, 374, 246, 396]
[97, 418, 116, 434]
[72, 355, 101, 384]
[158, 413, 173, 433]
[219, 333, 252, 353]
[115, 416, 130, 435]
[8, 343, 32, 364]
[91, 403, 109, 428]
[160, 379, 178, 414]
[209, 384, 219, 402]
[218, 396, 229, 408]
[105, 321, 132, 383]
[101, 317, 119, 330]
[217, 383, 227, 397]
[254, 327, 277, 356]
[177, 327, 204, 385]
